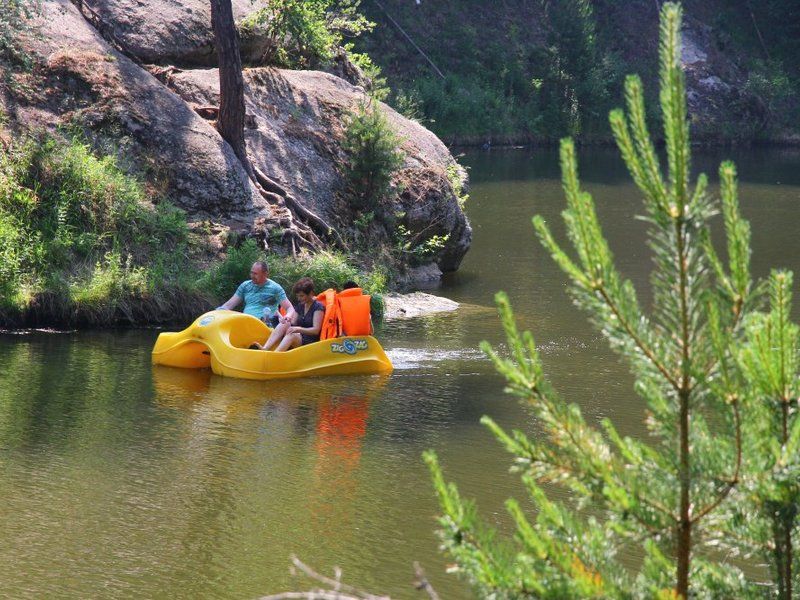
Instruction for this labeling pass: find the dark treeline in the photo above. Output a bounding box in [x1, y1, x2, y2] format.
[355, 0, 800, 143]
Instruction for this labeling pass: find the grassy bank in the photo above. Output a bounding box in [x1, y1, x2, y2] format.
[0, 134, 386, 328]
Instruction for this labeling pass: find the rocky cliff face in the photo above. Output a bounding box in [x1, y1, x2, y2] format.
[2, 0, 470, 277]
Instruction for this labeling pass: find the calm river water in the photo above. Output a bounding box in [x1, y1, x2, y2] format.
[2, 147, 800, 598]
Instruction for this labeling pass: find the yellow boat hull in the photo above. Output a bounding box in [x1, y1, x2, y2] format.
[151, 310, 393, 380]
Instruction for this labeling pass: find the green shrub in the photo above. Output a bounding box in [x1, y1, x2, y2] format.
[745, 59, 795, 118]
[241, 0, 373, 68]
[198, 239, 263, 302]
[446, 162, 468, 208]
[345, 44, 389, 100]
[270, 250, 387, 296]
[70, 251, 149, 321]
[341, 103, 404, 211]
[2, 135, 190, 272]
[538, 0, 611, 136]
[0, 134, 195, 325]
[394, 223, 449, 266]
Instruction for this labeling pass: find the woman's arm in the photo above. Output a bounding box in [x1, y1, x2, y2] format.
[290, 309, 323, 336]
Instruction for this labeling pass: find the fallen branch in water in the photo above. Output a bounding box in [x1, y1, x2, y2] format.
[257, 556, 440, 600]
[413, 562, 440, 600]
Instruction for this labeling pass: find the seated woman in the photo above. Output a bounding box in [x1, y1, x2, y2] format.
[252, 277, 324, 352]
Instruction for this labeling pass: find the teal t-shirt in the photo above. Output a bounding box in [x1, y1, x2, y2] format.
[235, 279, 287, 319]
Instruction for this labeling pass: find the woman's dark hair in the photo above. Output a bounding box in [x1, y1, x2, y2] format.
[342, 280, 359, 290]
[292, 277, 315, 296]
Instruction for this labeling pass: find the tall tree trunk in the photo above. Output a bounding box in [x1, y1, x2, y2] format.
[210, 0, 253, 178]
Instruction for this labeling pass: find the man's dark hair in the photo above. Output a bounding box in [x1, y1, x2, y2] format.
[292, 277, 315, 296]
[253, 260, 269, 273]
[342, 280, 359, 290]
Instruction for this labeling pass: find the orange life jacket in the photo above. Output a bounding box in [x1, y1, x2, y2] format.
[338, 287, 373, 336]
[317, 288, 340, 340]
[316, 287, 373, 340]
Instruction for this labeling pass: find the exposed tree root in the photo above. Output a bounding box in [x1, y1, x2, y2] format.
[193, 105, 219, 120]
[254, 167, 348, 251]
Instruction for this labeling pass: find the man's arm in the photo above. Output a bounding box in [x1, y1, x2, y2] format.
[217, 294, 242, 310]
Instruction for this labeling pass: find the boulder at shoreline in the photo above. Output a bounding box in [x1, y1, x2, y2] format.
[382, 292, 459, 320]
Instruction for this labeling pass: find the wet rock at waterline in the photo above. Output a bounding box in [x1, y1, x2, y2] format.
[383, 292, 459, 320]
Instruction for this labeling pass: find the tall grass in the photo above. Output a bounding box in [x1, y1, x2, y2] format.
[0, 134, 206, 326]
[0, 135, 390, 328]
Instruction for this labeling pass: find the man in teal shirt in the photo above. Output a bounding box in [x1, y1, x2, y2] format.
[217, 261, 294, 326]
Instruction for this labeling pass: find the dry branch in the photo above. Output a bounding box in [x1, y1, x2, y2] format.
[257, 557, 440, 600]
[257, 556, 389, 600]
[412, 562, 440, 600]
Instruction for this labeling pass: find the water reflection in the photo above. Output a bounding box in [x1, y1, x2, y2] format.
[4, 148, 800, 598]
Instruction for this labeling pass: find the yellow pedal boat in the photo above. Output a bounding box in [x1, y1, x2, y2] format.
[151, 310, 393, 380]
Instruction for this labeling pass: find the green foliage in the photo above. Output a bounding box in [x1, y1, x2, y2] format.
[538, 0, 611, 136]
[728, 270, 800, 599]
[425, 4, 800, 598]
[745, 59, 795, 117]
[395, 223, 449, 264]
[410, 72, 541, 139]
[0, 0, 38, 68]
[0, 134, 199, 324]
[354, 0, 618, 140]
[241, 0, 373, 68]
[345, 44, 389, 101]
[389, 88, 424, 122]
[357, 0, 800, 141]
[446, 162, 468, 208]
[200, 238, 387, 304]
[198, 238, 262, 302]
[341, 102, 403, 211]
[269, 249, 387, 297]
[710, 1, 800, 134]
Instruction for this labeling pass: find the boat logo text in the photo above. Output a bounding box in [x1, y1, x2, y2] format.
[330, 339, 368, 355]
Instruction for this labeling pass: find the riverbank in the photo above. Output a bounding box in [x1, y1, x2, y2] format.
[0, 133, 391, 328]
[1, 0, 472, 330]
[446, 133, 800, 150]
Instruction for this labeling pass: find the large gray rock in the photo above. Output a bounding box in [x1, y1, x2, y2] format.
[383, 292, 459, 320]
[86, 0, 271, 66]
[8, 0, 470, 275]
[167, 66, 472, 271]
[15, 0, 264, 219]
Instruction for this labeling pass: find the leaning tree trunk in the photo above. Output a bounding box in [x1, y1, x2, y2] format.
[210, 0, 253, 178]
[207, 0, 342, 254]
